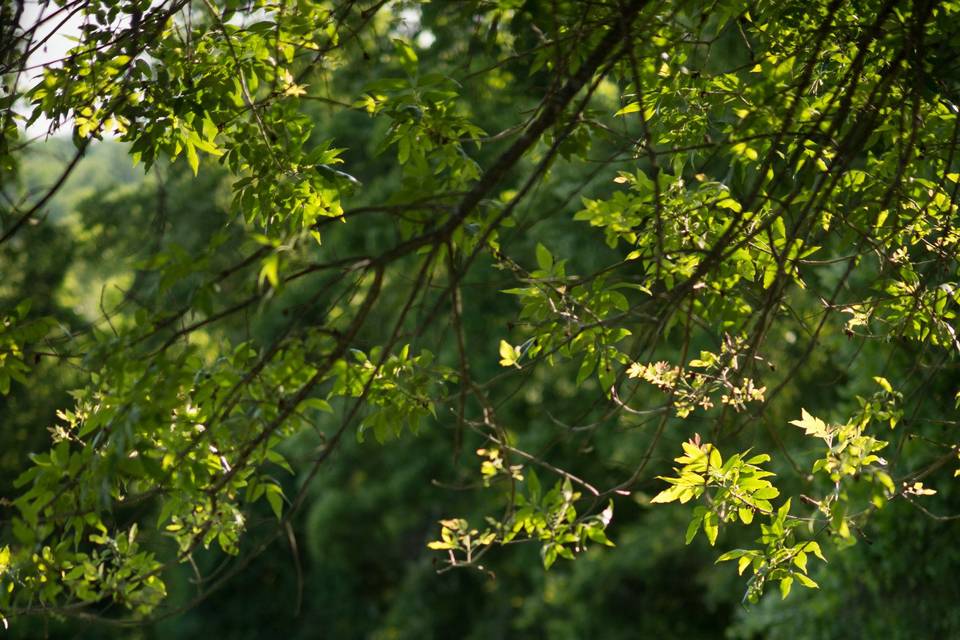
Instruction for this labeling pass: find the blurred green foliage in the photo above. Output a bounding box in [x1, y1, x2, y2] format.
[3, 0, 960, 637]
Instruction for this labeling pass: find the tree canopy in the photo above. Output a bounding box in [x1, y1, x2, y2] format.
[2, 0, 960, 636]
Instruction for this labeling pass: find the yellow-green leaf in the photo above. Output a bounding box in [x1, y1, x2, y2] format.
[185, 141, 199, 176]
[780, 576, 793, 599]
[873, 376, 893, 393]
[804, 541, 827, 563]
[259, 253, 280, 288]
[498, 340, 520, 367]
[795, 573, 819, 589]
[717, 197, 742, 212]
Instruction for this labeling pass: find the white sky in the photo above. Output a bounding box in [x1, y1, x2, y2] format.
[17, 1, 90, 136]
[14, 2, 432, 137]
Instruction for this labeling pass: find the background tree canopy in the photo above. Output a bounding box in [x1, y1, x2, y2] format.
[2, 0, 960, 636]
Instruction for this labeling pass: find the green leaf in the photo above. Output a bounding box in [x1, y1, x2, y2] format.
[264, 484, 284, 520]
[586, 526, 615, 547]
[650, 483, 685, 504]
[15, 299, 31, 318]
[427, 541, 455, 550]
[535, 243, 553, 271]
[752, 486, 780, 500]
[541, 543, 558, 569]
[763, 264, 779, 289]
[498, 340, 520, 367]
[873, 376, 893, 393]
[777, 497, 792, 521]
[789, 409, 831, 439]
[716, 549, 748, 562]
[780, 576, 793, 599]
[527, 468, 541, 502]
[793, 551, 808, 573]
[795, 573, 819, 589]
[185, 141, 199, 176]
[804, 541, 827, 562]
[259, 253, 280, 288]
[393, 38, 418, 74]
[298, 397, 334, 414]
[202, 115, 218, 141]
[717, 197, 742, 212]
[703, 511, 719, 546]
[576, 353, 598, 386]
[685, 508, 706, 543]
